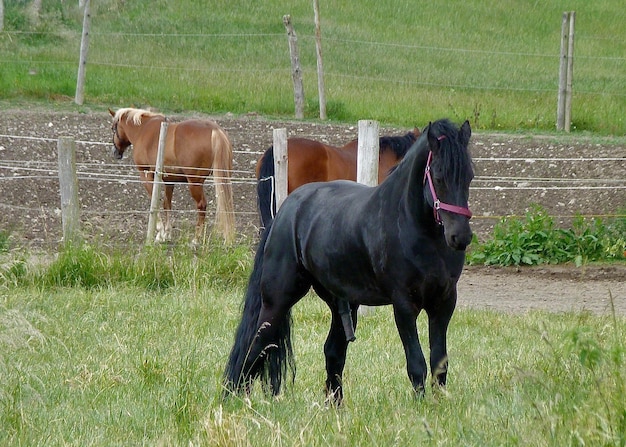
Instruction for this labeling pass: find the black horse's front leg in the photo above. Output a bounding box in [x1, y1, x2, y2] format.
[393, 303, 427, 396]
[427, 291, 456, 388]
[323, 306, 356, 405]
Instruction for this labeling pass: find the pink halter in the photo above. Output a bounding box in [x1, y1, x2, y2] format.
[423, 149, 473, 225]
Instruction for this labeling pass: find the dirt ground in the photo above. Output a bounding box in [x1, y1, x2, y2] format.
[1, 107, 625, 315]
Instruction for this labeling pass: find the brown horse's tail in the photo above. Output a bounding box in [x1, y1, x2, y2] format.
[211, 127, 235, 243]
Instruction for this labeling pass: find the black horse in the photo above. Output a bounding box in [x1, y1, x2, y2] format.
[225, 119, 473, 404]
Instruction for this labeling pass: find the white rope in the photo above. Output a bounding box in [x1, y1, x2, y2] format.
[258, 175, 276, 220]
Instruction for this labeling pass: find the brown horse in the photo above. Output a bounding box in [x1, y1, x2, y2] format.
[109, 107, 235, 243]
[255, 128, 421, 227]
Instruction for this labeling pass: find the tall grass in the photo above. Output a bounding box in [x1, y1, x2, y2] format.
[1, 0, 625, 133]
[0, 238, 625, 445]
[0, 239, 253, 292]
[1, 280, 624, 445]
[0, 236, 624, 445]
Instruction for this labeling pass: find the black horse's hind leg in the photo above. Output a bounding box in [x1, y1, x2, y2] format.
[242, 302, 293, 395]
[426, 291, 456, 388]
[393, 303, 428, 396]
[323, 305, 357, 405]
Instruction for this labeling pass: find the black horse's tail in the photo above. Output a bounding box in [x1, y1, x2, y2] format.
[223, 222, 294, 396]
[256, 146, 277, 229]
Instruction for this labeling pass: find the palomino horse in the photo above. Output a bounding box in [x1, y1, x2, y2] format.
[225, 119, 473, 404]
[255, 129, 421, 227]
[109, 108, 235, 243]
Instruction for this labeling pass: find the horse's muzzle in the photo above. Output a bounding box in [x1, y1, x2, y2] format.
[112, 147, 123, 159]
[442, 218, 473, 251]
[449, 232, 472, 251]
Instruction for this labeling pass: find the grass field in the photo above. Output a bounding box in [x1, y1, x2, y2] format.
[0, 244, 625, 446]
[0, 0, 625, 134]
[1, 277, 625, 446]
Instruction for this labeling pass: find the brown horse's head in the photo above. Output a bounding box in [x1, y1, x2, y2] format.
[108, 108, 131, 159]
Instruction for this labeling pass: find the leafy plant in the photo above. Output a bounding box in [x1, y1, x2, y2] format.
[467, 205, 626, 266]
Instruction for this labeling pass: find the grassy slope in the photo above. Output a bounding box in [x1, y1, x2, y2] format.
[0, 0, 624, 133]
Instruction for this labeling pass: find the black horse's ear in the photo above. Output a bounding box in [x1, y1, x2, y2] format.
[108, 108, 115, 117]
[460, 120, 471, 147]
[426, 122, 442, 152]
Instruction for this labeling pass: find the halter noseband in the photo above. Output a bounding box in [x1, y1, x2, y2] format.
[423, 138, 472, 225]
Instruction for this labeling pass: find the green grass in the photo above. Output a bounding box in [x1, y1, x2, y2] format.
[1, 279, 624, 446]
[1, 0, 625, 133]
[8, 239, 254, 291]
[0, 243, 625, 445]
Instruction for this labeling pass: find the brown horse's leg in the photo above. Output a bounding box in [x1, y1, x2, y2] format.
[139, 170, 164, 243]
[158, 184, 174, 242]
[188, 182, 207, 244]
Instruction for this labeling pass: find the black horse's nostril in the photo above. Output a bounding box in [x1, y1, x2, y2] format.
[448, 230, 472, 251]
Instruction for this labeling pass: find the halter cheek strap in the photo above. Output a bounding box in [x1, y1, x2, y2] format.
[423, 150, 473, 225]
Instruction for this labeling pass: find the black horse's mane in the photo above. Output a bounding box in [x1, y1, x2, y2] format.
[379, 131, 418, 159]
[424, 119, 473, 187]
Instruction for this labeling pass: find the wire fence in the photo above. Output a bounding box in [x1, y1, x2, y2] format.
[3, 30, 625, 98]
[1, 133, 625, 227]
[2, 22, 626, 137]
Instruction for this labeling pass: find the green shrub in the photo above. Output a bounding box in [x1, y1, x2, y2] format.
[468, 205, 626, 266]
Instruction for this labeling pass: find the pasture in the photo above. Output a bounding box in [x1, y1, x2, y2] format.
[2, 265, 625, 446]
[0, 0, 625, 134]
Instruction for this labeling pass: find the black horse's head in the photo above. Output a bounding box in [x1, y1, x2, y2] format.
[108, 108, 131, 159]
[423, 119, 474, 251]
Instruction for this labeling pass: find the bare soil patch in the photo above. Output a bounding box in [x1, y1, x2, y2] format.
[1, 108, 625, 315]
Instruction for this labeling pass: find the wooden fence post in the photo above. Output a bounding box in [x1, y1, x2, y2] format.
[57, 137, 80, 244]
[146, 122, 168, 245]
[74, 0, 91, 105]
[357, 119, 379, 316]
[273, 128, 289, 212]
[557, 11, 575, 132]
[564, 11, 576, 132]
[283, 15, 305, 119]
[313, 0, 327, 120]
[357, 120, 379, 187]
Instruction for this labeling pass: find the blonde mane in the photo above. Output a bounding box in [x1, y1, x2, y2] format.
[114, 107, 164, 126]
